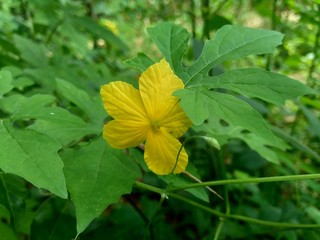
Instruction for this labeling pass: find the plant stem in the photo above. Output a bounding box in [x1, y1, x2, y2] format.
[134, 176, 320, 230]
[168, 192, 320, 229]
[266, 0, 278, 71]
[218, 147, 230, 213]
[134, 181, 164, 194]
[212, 147, 228, 240]
[167, 173, 320, 192]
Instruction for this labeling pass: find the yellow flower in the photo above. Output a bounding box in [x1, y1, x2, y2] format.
[100, 59, 192, 175]
[100, 19, 119, 36]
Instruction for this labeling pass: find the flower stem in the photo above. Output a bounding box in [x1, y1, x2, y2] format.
[171, 135, 205, 174]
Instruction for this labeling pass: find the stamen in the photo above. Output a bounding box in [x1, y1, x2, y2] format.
[151, 120, 161, 131]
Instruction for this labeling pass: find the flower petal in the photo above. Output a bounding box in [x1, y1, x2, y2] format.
[101, 81, 148, 122]
[103, 120, 149, 148]
[144, 129, 188, 175]
[160, 104, 192, 138]
[139, 59, 184, 121]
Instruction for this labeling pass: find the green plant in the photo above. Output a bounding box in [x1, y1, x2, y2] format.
[0, 1, 319, 239]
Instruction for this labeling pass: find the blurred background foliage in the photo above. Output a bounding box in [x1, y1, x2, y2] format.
[0, 0, 319, 239]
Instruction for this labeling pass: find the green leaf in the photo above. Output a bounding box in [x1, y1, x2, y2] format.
[12, 76, 34, 91]
[147, 22, 191, 80]
[62, 137, 141, 234]
[194, 68, 316, 105]
[11, 94, 56, 119]
[186, 25, 283, 83]
[174, 88, 210, 126]
[0, 220, 17, 240]
[0, 94, 25, 116]
[30, 116, 95, 147]
[55, 79, 106, 126]
[232, 133, 285, 164]
[163, 164, 210, 202]
[0, 70, 13, 95]
[0, 120, 67, 198]
[168, 177, 210, 203]
[176, 89, 279, 146]
[183, 163, 211, 202]
[204, 91, 279, 145]
[124, 52, 154, 72]
[11, 94, 96, 146]
[13, 35, 48, 67]
[301, 96, 320, 109]
[196, 117, 288, 164]
[305, 206, 320, 224]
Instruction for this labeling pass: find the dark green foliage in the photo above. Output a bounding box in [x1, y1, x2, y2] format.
[0, 0, 319, 239]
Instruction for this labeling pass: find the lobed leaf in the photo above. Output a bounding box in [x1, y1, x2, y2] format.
[186, 25, 284, 84]
[0, 120, 67, 198]
[176, 89, 279, 146]
[204, 91, 279, 145]
[196, 117, 289, 164]
[147, 22, 191, 80]
[192, 68, 316, 105]
[124, 52, 154, 72]
[174, 88, 210, 126]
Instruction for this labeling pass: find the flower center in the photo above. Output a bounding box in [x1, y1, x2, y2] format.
[151, 120, 161, 131]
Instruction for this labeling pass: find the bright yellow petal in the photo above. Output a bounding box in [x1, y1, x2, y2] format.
[139, 59, 184, 121]
[160, 103, 192, 138]
[144, 129, 188, 175]
[103, 120, 149, 148]
[100, 81, 148, 122]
